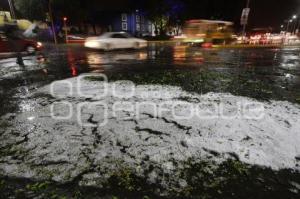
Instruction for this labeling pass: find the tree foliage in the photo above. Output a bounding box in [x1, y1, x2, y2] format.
[14, 0, 47, 21]
[142, 0, 185, 35]
[13, 0, 185, 35]
[13, 0, 87, 24]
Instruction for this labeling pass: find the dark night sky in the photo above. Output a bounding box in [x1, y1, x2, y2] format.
[170, 0, 300, 30]
[129, 0, 300, 30]
[80, 0, 300, 30]
[243, 0, 300, 29]
[0, 0, 299, 30]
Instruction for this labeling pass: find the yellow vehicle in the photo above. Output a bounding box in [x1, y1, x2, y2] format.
[183, 19, 234, 44]
[0, 11, 13, 25]
[1, 11, 33, 31]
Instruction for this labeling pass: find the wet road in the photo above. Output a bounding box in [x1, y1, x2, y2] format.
[1, 43, 300, 117]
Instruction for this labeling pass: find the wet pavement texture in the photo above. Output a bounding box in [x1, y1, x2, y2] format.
[1, 43, 300, 198]
[1, 43, 300, 116]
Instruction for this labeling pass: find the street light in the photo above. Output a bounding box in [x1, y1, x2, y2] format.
[292, 15, 298, 34]
[63, 17, 68, 43]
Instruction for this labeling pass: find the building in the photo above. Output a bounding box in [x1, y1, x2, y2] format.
[111, 10, 154, 37]
[85, 10, 154, 37]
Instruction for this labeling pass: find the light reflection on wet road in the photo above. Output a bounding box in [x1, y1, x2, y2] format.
[0, 43, 300, 116]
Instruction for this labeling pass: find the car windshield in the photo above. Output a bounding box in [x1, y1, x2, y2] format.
[110, 33, 128, 38]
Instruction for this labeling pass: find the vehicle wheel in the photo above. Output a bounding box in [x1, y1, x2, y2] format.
[26, 46, 36, 54]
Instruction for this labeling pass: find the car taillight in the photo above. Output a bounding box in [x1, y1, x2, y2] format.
[202, 42, 213, 48]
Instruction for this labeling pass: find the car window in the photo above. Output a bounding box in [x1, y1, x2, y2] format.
[111, 34, 128, 39]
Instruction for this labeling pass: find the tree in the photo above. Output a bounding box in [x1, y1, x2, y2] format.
[14, 0, 47, 21]
[142, 0, 185, 36]
[51, 0, 84, 21]
[51, 0, 88, 32]
[166, 0, 185, 36]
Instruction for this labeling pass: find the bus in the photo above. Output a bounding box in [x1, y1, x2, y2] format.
[183, 19, 234, 45]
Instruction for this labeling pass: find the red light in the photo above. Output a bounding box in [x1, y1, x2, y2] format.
[63, 17, 68, 21]
[202, 42, 213, 48]
[71, 66, 77, 76]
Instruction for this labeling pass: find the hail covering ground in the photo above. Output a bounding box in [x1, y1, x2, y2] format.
[0, 76, 299, 192]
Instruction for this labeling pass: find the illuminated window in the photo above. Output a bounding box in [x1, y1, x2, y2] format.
[121, 13, 127, 22]
[122, 22, 128, 30]
[136, 23, 140, 31]
[136, 15, 140, 23]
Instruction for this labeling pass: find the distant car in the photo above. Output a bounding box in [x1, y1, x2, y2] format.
[0, 32, 42, 54]
[84, 32, 147, 50]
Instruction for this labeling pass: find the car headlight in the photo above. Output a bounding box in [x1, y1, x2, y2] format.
[84, 41, 100, 48]
[37, 42, 43, 47]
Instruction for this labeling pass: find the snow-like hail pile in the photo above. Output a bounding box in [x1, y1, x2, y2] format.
[0, 74, 299, 186]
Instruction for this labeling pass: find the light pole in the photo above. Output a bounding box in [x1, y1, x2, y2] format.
[48, 0, 57, 44]
[63, 17, 68, 44]
[293, 15, 300, 34]
[296, 20, 300, 34]
[292, 15, 297, 34]
[7, 0, 16, 19]
[287, 19, 292, 33]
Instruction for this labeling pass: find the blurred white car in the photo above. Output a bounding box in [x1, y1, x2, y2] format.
[84, 32, 147, 50]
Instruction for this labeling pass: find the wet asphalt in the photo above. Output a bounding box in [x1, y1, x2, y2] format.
[0, 43, 300, 117]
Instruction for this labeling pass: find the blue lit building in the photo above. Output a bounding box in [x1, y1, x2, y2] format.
[86, 9, 154, 37]
[110, 10, 154, 37]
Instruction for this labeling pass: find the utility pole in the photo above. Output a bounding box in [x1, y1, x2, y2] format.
[286, 20, 290, 33]
[296, 20, 300, 34]
[293, 21, 297, 34]
[286, 20, 291, 33]
[48, 0, 57, 44]
[241, 0, 251, 43]
[242, 0, 251, 37]
[7, 0, 16, 19]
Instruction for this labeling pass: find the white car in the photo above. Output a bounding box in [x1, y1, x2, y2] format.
[84, 32, 147, 50]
